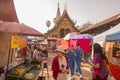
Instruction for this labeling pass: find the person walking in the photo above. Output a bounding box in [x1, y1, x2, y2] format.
[33, 47, 41, 60]
[90, 43, 112, 80]
[67, 45, 76, 80]
[52, 46, 69, 80]
[74, 44, 84, 79]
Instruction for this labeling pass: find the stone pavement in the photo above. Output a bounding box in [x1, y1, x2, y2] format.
[39, 52, 92, 80]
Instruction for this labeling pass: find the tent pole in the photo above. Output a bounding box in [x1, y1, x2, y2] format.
[5, 35, 12, 77]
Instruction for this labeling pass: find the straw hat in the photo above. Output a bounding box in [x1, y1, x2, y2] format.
[55, 46, 65, 53]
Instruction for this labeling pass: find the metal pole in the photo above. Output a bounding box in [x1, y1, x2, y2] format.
[6, 35, 12, 77]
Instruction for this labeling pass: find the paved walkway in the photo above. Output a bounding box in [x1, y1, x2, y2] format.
[39, 52, 92, 80]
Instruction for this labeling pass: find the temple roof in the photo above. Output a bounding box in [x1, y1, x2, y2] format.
[48, 9, 79, 33]
[56, 3, 61, 19]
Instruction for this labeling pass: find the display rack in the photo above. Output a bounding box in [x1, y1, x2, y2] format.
[5, 60, 42, 80]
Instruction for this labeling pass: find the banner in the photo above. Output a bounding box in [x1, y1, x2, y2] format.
[11, 36, 27, 48]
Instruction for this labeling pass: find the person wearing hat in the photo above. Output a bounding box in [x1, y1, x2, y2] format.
[52, 46, 69, 80]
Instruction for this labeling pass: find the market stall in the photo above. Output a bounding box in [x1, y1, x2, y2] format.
[56, 32, 93, 62]
[57, 32, 93, 53]
[106, 31, 120, 42]
[93, 23, 120, 62]
[6, 60, 42, 80]
[4, 36, 41, 80]
[0, 21, 43, 80]
[93, 23, 120, 80]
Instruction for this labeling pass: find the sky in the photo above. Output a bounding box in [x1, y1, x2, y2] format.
[14, 0, 120, 34]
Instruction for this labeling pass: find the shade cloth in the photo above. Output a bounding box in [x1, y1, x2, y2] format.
[63, 32, 78, 40]
[56, 39, 70, 50]
[106, 31, 120, 42]
[93, 23, 120, 43]
[70, 39, 91, 52]
[56, 39, 91, 52]
[64, 32, 93, 40]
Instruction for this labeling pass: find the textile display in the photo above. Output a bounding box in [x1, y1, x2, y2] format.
[70, 39, 91, 52]
[109, 64, 120, 80]
[56, 39, 70, 50]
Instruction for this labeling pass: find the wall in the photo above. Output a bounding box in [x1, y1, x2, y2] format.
[0, 32, 12, 67]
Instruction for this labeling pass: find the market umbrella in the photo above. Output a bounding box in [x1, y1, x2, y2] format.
[76, 34, 93, 39]
[0, 21, 43, 36]
[63, 32, 78, 40]
[63, 32, 93, 52]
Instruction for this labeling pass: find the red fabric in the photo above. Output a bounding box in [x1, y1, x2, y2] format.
[77, 39, 90, 52]
[70, 39, 91, 52]
[22, 47, 27, 56]
[52, 56, 68, 80]
[56, 39, 91, 52]
[69, 39, 77, 49]
[109, 64, 120, 80]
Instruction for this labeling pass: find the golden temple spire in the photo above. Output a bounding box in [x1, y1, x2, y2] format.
[56, 2, 61, 18]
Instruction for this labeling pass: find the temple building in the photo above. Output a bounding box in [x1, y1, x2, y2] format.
[48, 3, 79, 38]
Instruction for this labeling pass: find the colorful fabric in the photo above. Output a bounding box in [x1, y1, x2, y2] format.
[93, 53, 107, 79]
[109, 64, 120, 80]
[70, 39, 91, 52]
[22, 47, 27, 56]
[101, 59, 109, 73]
[56, 39, 70, 50]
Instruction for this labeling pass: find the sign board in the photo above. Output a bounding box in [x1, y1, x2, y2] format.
[11, 36, 27, 48]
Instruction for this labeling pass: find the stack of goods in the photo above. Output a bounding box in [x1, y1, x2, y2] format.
[13, 67, 25, 75]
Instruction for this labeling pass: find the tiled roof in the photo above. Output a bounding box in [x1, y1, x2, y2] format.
[81, 13, 120, 32]
[48, 10, 79, 32]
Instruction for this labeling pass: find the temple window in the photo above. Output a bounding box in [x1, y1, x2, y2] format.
[60, 28, 65, 38]
[66, 28, 71, 34]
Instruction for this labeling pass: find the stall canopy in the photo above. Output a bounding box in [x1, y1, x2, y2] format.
[0, 21, 43, 36]
[57, 32, 93, 52]
[93, 23, 120, 43]
[106, 31, 120, 42]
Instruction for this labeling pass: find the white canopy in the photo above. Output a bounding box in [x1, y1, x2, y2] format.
[93, 23, 120, 43]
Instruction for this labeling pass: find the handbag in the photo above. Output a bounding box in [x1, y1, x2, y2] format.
[107, 75, 116, 80]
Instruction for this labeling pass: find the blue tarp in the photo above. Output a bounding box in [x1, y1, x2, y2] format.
[93, 23, 120, 43]
[106, 31, 120, 42]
